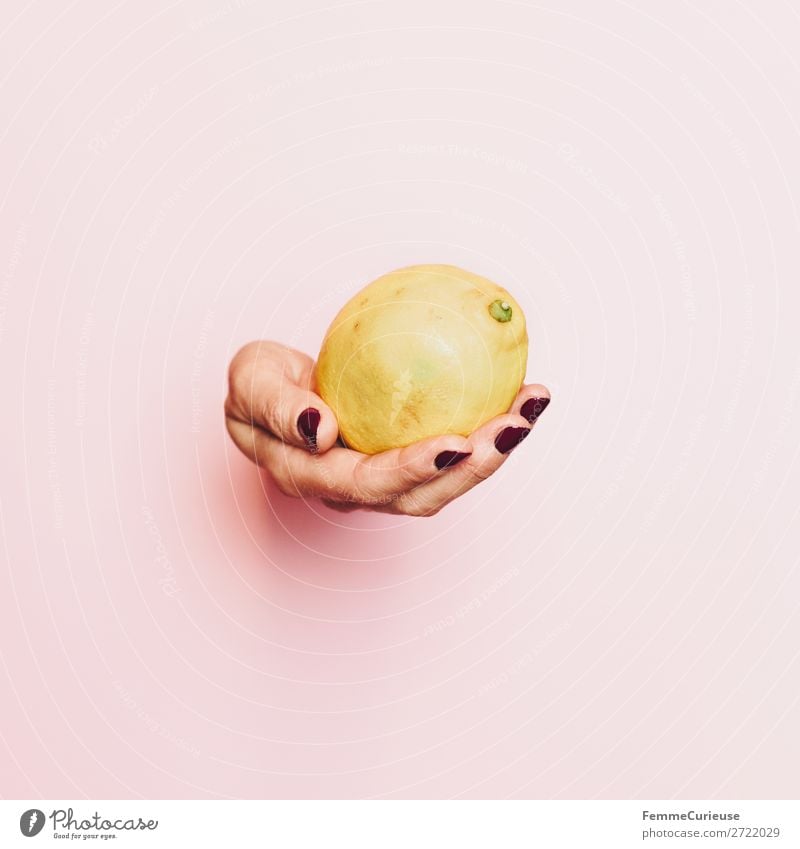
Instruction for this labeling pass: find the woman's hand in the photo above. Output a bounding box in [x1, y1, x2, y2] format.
[224, 341, 550, 516]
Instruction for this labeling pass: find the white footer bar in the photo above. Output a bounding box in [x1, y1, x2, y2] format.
[2, 800, 798, 848]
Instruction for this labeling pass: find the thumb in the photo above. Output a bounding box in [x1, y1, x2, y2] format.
[226, 341, 339, 452]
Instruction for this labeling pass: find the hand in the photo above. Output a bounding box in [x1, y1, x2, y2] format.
[224, 341, 550, 516]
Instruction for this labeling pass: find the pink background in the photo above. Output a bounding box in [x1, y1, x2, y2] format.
[1, 0, 799, 799]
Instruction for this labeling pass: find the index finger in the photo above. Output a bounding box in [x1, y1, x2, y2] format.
[248, 426, 473, 505]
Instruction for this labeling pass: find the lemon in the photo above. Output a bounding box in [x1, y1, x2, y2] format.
[313, 264, 528, 454]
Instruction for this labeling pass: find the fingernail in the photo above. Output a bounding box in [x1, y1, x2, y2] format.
[494, 426, 531, 454]
[434, 450, 471, 471]
[520, 396, 550, 424]
[297, 407, 320, 450]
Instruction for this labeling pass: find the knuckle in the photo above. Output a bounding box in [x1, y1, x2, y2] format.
[228, 353, 254, 405]
[351, 462, 377, 502]
[270, 468, 300, 498]
[230, 341, 278, 387]
[467, 457, 496, 483]
[229, 342, 255, 381]
[261, 394, 285, 436]
[398, 492, 439, 517]
[240, 340, 278, 361]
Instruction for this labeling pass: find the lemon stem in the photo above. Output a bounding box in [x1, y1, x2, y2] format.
[489, 299, 513, 322]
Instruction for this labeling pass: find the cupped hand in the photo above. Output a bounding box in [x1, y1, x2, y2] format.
[224, 341, 550, 516]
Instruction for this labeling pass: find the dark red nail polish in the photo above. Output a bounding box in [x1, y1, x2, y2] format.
[434, 450, 471, 470]
[521, 396, 550, 424]
[297, 407, 320, 449]
[494, 426, 530, 454]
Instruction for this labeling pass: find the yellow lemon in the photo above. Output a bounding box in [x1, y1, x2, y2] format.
[314, 264, 528, 454]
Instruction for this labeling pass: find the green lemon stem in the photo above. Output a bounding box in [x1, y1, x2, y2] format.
[489, 299, 513, 322]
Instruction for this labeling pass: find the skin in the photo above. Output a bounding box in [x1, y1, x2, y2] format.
[224, 340, 550, 517]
